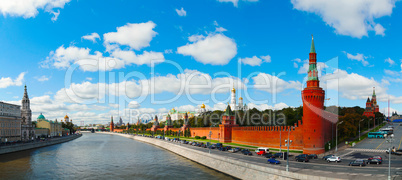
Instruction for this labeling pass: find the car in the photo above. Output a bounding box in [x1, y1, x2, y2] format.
[367, 158, 382, 165]
[349, 159, 366, 166]
[368, 156, 382, 160]
[295, 154, 308, 159]
[322, 154, 335, 160]
[256, 150, 266, 156]
[209, 145, 216, 149]
[273, 152, 284, 158]
[255, 147, 270, 153]
[218, 147, 227, 151]
[295, 157, 309, 162]
[264, 153, 273, 158]
[228, 148, 240, 153]
[202, 144, 208, 148]
[216, 143, 223, 148]
[327, 156, 341, 163]
[386, 150, 402, 155]
[241, 149, 253, 155]
[226, 146, 232, 150]
[308, 154, 318, 159]
[267, 158, 281, 164]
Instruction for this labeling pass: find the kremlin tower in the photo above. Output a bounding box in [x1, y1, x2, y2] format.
[110, 116, 114, 132]
[302, 35, 326, 154]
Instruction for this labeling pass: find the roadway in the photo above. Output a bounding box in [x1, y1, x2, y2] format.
[147, 133, 402, 179]
[352, 122, 402, 150]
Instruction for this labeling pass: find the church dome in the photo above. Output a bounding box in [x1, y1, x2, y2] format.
[201, 103, 205, 108]
[239, 97, 243, 100]
[37, 113, 45, 120]
[231, 87, 236, 93]
[64, 114, 69, 119]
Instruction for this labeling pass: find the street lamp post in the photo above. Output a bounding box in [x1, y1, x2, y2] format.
[208, 130, 212, 154]
[384, 133, 394, 180]
[284, 129, 292, 172]
[336, 121, 343, 152]
[359, 119, 364, 141]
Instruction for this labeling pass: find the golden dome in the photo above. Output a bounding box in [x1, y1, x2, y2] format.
[64, 114, 69, 119]
[239, 97, 243, 100]
[231, 87, 236, 93]
[201, 103, 205, 108]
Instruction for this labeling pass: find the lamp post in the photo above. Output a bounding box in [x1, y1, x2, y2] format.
[336, 121, 343, 152]
[384, 133, 394, 180]
[208, 130, 212, 154]
[359, 119, 364, 141]
[284, 129, 292, 172]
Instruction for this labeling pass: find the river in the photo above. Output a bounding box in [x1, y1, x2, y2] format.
[0, 133, 234, 179]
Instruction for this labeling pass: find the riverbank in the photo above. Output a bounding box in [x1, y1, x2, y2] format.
[101, 132, 339, 180]
[0, 134, 82, 155]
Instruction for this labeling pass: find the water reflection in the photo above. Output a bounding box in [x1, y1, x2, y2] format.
[0, 133, 234, 180]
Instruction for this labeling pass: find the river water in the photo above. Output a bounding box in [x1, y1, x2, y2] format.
[0, 133, 234, 179]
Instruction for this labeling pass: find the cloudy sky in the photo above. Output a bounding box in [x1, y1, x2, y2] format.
[0, 0, 401, 125]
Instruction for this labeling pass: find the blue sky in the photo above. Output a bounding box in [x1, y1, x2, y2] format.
[0, 0, 401, 125]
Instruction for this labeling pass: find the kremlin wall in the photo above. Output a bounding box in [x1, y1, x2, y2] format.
[111, 36, 336, 154]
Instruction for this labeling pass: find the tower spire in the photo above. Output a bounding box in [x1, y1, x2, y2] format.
[373, 87, 376, 96]
[23, 84, 29, 99]
[310, 34, 315, 53]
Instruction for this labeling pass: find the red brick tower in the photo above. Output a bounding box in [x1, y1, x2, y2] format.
[302, 35, 326, 154]
[110, 116, 114, 132]
[219, 105, 238, 143]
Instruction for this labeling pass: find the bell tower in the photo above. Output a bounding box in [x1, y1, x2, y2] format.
[21, 85, 34, 141]
[302, 35, 325, 154]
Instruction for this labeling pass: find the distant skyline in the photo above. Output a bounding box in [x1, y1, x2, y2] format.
[0, 0, 401, 124]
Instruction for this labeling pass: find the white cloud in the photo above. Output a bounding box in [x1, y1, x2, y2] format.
[177, 33, 237, 65]
[217, 0, 259, 7]
[252, 73, 302, 93]
[86, 77, 93, 81]
[103, 21, 157, 51]
[0, 0, 71, 21]
[0, 72, 26, 88]
[164, 49, 173, 54]
[82, 32, 100, 43]
[128, 101, 141, 108]
[175, 7, 186, 16]
[36, 75, 50, 82]
[291, 0, 396, 38]
[384, 57, 395, 66]
[42, 45, 164, 71]
[344, 52, 369, 66]
[239, 55, 271, 66]
[247, 102, 289, 111]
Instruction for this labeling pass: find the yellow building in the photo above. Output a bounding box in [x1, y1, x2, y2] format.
[34, 128, 49, 138]
[36, 113, 62, 137]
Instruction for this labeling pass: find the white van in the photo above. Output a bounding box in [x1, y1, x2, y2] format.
[255, 147, 270, 153]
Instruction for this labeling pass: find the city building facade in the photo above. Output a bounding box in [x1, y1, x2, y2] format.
[0, 102, 22, 142]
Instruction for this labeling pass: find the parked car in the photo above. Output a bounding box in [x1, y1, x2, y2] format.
[216, 143, 223, 148]
[264, 153, 273, 158]
[209, 145, 216, 149]
[367, 158, 382, 165]
[322, 154, 335, 160]
[327, 156, 341, 163]
[226, 146, 232, 150]
[295, 154, 308, 159]
[349, 159, 366, 166]
[267, 158, 281, 164]
[308, 154, 318, 159]
[295, 157, 309, 162]
[218, 147, 227, 151]
[255, 147, 270, 153]
[368, 156, 382, 160]
[228, 148, 240, 153]
[202, 144, 208, 148]
[241, 149, 253, 155]
[256, 150, 266, 156]
[273, 152, 284, 158]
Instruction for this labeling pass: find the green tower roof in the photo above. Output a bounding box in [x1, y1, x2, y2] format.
[223, 105, 234, 116]
[310, 35, 315, 53]
[37, 113, 45, 120]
